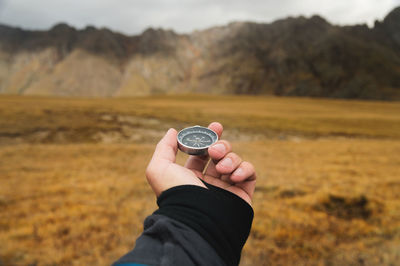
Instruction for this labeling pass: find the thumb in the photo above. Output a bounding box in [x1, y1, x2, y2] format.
[146, 128, 206, 196]
[148, 128, 178, 172]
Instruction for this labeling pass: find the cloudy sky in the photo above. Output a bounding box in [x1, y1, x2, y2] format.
[0, 0, 399, 35]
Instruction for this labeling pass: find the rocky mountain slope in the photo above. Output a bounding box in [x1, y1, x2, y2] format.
[0, 7, 399, 99]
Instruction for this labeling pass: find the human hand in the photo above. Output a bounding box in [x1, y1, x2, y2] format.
[146, 122, 256, 205]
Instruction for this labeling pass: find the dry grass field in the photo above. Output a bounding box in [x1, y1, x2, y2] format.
[0, 95, 400, 265]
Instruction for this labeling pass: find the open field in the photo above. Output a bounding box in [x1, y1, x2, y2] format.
[1, 94, 400, 143]
[1, 95, 400, 265]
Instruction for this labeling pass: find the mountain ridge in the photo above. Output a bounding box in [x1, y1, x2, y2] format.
[1, 6, 399, 99]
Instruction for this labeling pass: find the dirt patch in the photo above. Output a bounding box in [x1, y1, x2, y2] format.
[279, 189, 307, 198]
[315, 194, 384, 220]
[254, 185, 279, 194]
[92, 128, 165, 143]
[100, 114, 161, 127]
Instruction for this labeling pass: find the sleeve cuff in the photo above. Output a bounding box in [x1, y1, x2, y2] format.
[154, 183, 254, 266]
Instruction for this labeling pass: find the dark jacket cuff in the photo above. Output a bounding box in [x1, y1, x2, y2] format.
[154, 183, 254, 266]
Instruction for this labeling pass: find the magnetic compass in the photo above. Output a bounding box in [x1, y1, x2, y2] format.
[177, 125, 218, 156]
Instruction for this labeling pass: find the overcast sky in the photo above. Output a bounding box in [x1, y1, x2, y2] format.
[0, 0, 399, 35]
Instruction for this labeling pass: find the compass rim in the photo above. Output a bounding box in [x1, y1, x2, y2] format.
[177, 126, 218, 151]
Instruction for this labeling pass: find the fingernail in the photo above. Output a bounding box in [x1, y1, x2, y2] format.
[235, 167, 244, 176]
[212, 143, 226, 154]
[220, 157, 233, 168]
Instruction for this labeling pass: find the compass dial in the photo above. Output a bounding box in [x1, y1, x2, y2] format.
[177, 126, 218, 155]
[181, 133, 213, 148]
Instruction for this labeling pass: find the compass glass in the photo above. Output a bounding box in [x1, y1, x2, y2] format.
[181, 132, 213, 148]
[177, 126, 218, 155]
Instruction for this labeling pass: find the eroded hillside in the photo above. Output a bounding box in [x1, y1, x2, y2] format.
[1, 7, 400, 99]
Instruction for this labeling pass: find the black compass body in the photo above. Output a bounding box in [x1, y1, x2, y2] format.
[177, 126, 218, 156]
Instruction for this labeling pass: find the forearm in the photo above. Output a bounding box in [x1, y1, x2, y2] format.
[113, 183, 254, 266]
[113, 214, 225, 266]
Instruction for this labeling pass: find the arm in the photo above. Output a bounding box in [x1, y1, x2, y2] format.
[113, 122, 256, 266]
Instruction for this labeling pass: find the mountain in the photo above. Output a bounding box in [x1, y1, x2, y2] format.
[0, 7, 399, 99]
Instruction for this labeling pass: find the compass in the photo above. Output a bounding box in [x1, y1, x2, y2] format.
[177, 125, 218, 156]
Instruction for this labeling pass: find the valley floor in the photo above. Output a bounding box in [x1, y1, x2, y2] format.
[0, 95, 399, 265]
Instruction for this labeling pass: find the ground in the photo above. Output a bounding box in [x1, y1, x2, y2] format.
[0, 95, 399, 265]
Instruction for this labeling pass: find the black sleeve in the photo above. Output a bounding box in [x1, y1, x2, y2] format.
[113, 182, 254, 266]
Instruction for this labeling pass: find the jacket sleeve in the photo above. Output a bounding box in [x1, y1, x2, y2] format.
[113, 182, 254, 266]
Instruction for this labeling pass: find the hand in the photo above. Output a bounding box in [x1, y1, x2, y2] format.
[145, 122, 256, 205]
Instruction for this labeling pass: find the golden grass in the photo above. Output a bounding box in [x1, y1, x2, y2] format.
[0, 144, 156, 265]
[1, 94, 400, 140]
[238, 139, 400, 265]
[0, 95, 400, 265]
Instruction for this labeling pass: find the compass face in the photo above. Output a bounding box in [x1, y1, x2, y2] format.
[177, 126, 218, 155]
[181, 132, 213, 148]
